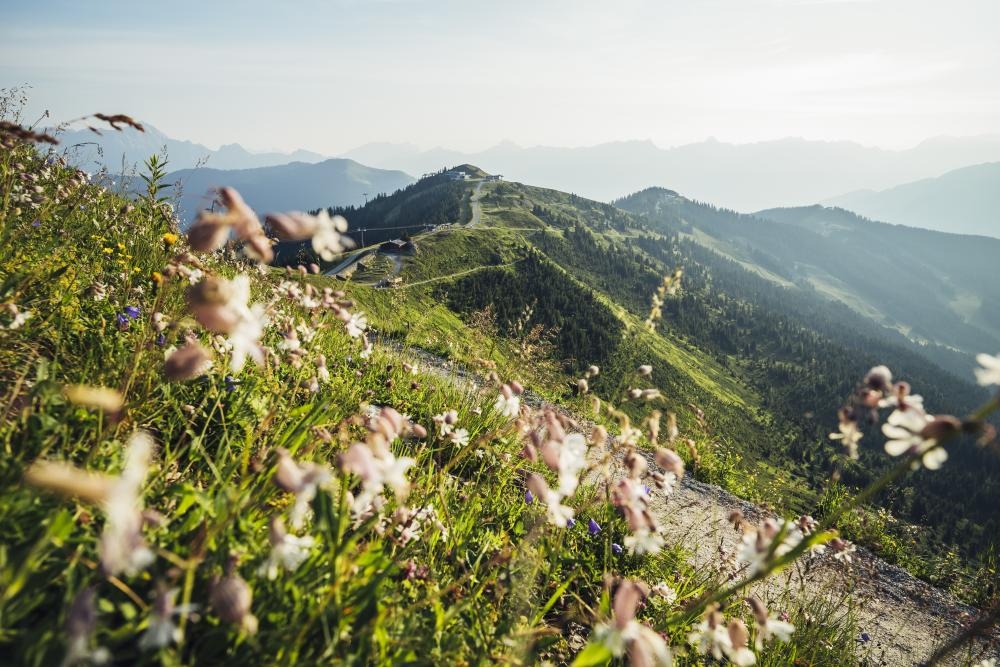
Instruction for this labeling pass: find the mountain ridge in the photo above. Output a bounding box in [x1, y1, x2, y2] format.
[339, 135, 1000, 212]
[52, 122, 328, 172]
[615, 187, 1000, 370]
[159, 158, 414, 226]
[824, 161, 1000, 238]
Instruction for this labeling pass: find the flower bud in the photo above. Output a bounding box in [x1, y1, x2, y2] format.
[24, 461, 112, 506]
[920, 415, 961, 441]
[164, 342, 213, 381]
[654, 447, 684, 478]
[613, 580, 647, 630]
[210, 567, 257, 634]
[746, 596, 769, 625]
[525, 473, 550, 501]
[863, 365, 893, 392]
[187, 218, 230, 252]
[64, 384, 124, 413]
[727, 619, 749, 649]
[273, 448, 306, 493]
[264, 212, 319, 240]
[624, 450, 648, 478]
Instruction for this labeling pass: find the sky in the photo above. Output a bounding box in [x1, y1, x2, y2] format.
[3, 0, 999, 155]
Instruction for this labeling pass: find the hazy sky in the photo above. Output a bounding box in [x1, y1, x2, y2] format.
[3, 0, 999, 154]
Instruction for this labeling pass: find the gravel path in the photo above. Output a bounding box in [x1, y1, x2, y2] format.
[391, 345, 1000, 666]
[627, 454, 1000, 666]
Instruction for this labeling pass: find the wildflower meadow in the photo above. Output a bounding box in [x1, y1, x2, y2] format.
[1, 103, 999, 667]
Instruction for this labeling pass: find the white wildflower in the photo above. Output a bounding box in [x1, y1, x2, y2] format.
[623, 528, 665, 556]
[139, 587, 196, 650]
[2, 303, 32, 330]
[311, 212, 353, 261]
[829, 417, 863, 459]
[187, 275, 266, 373]
[737, 518, 803, 577]
[556, 433, 588, 497]
[829, 537, 857, 563]
[974, 353, 1000, 387]
[593, 582, 672, 666]
[882, 408, 954, 470]
[494, 392, 520, 419]
[258, 517, 315, 580]
[450, 428, 470, 448]
[526, 473, 574, 528]
[272, 449, 331, 530]
[747, 597, 795, 651]
[346, 312, 367, 338]
[651, 582, 677, 606]
[688, 609, 734, 663]
[434, 410, 458, 436]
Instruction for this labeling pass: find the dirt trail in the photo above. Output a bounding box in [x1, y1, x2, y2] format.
[618, 448, 999, 666]
[393, 347, 1000, 666]
[469, 179, 485, 227]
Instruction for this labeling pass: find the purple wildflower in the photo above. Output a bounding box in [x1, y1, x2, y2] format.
[156, 334, 166, 346]
[124, 306, 141, 320]
[588, 518, 601, 536]
[525, 490, 534, 504]
[612, 543, 623, 555]
[225, 376, 238, 393]
[859, 632, 871, 643]
[32, 219, 41, 227]
[566, 517, 576, 528]
[116, 313, 130, 329]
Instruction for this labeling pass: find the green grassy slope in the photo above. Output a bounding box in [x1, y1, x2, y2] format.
[0, 141, 874, 665]
[615, 189, 1000, 371]
[337, 175, 999, 600]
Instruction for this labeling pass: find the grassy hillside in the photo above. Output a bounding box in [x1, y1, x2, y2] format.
[616, 189, 1000, 372]
[338, 177, 1000, 599]
[2, 128, 998, 666]
[3, 132, 900, 666]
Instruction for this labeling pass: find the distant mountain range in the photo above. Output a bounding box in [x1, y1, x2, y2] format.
[159, 159, 414, 226]
[342, 135, 1000, 214]
[53, 123, 327, 172]
[58, 121, 999, 236]
[825, 162, 1000, 238]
